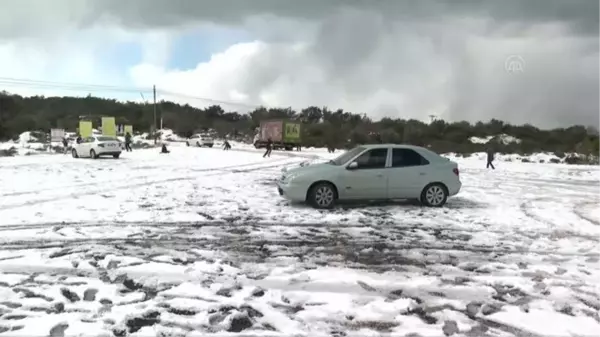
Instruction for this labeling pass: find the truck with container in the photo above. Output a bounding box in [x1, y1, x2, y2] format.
[253, 120, 301, 150]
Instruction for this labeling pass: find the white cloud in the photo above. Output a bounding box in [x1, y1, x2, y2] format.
[0, 0, 597, 128]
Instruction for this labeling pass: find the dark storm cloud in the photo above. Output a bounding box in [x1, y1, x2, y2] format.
[88, 0, 598, 35]
[1, 0, 597, 128]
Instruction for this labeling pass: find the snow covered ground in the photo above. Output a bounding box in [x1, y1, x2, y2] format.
[0, 145, 599, 337]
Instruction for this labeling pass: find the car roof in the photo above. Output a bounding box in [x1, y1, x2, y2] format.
[360, 143, 426, 151]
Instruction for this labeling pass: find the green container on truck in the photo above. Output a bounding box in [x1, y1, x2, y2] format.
[254, 120, 301, 150]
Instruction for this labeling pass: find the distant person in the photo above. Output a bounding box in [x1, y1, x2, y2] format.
[76, 135, 82, 144]
[223, 140, 231, 150]
[486, 148, 495, 169]
[124, 132, 133, 152]
[62, 137, 69, 154]
[263, 138, 273, 158]
[296, 144, 301, 151]
[160, 143, 170, 154]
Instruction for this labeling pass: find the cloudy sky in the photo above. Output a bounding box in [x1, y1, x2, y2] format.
[0, 0, 598, 128]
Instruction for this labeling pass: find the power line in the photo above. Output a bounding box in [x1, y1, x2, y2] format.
[0, 77, 265, 110]
[158, 90, 261, 110]
[0, 77, 153, 94]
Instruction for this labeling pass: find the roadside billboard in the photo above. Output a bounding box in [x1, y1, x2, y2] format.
[79, 121, 93, 138]
[50, 128, 65, 142]
[124, 125, 133, 135]
[101, 117, 116, 137]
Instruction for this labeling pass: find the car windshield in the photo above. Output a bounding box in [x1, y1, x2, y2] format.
[328, 146, 366, 165]
[97, 136, 118, 141]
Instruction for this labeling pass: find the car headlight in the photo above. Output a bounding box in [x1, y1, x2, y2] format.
[283, 174, 297, 183]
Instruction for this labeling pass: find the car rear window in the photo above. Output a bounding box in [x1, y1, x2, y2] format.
[97, 136, 118, 141]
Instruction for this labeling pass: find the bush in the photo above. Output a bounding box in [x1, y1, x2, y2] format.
[0, 147, 17, 157]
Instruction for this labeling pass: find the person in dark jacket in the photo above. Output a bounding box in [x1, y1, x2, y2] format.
[124, 132, 133, 152]
[263, 138, 273, 158]
[62, 137, 69, 154]
[160, 143, 170, 154]
[223, 140, 231, 150]
[486, 148, 495, 169]
[76, 135, 82, 144]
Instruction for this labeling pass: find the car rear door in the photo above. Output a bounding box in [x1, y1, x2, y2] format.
[387, 148, 431, 199]
[339, 148, 390, 200]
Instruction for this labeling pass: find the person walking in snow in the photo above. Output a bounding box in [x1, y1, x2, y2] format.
[486, 148, 495, 169]
[263, 138, 273, 158]
[62, 137, 69, 154]
[124, 132, 133, 152]
[223, 140, 231, 150]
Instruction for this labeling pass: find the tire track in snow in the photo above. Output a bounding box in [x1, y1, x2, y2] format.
[0, 157, 294, 198]
[0, 227, 596, 258]
[573, 201, 600, 226]
[519, 197, 600, 241]
[1, 218, 596, 242]
[0, 158, 301, 211]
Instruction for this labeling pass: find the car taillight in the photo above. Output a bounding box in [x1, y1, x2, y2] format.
[98, 143, 105, 147]
[453, 168, 459, 176]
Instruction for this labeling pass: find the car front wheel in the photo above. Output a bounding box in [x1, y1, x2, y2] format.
[186, 141, 190, 147]
[420, 183, 448, 207]
[113, 153, 120, 159]
[90, 149, 98, 159]
[308, 182, 337, 209]
[72, 149, 78, 158]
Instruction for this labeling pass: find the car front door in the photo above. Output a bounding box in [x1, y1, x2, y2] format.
[387, 148, 430, 199]
[81, 137, 95, 157]
[339, 148, 390, 200]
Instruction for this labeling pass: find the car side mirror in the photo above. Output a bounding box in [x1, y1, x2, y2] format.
[347, 162, 358, 170]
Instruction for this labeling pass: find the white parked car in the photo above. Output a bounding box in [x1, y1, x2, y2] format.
[72, 136, 122, 159]
[186, 134, 214, 147]
[277, 144, 461, 209]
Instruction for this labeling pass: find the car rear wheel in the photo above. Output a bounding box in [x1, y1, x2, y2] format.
[71, 149, 78, 158]
[113, 153, 120, 159]
[308, 182, 337, 209]
[186, 141, 190, 147]
[420, 183, 448, 207]
[207, 144, 213, 148]
[196, 142, 201, 147]
[90, 149, 98, 159]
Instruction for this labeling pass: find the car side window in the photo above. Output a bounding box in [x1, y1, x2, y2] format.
[353, 148, 388, 169]
[392, 149, 429, 168]
[83, 137, 94, 143]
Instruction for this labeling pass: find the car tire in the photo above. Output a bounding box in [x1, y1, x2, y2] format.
[207, 144, 213, 148]
[196, 142, 201, 147]
[72, 149, 79, 158]
[90, 149, 98, 159]
[186, 141, 190, 147]
[420, 183, 448, 207]
[113, 153, 120, 159]
[307, 182, 337, 209]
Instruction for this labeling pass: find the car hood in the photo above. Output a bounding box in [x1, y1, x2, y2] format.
[284, 162, 333, 176]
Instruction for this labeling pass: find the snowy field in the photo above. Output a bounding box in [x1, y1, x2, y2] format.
[0, 146, 599, 337]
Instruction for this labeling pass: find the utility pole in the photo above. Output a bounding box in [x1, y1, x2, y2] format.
[153, 85, 157, 144]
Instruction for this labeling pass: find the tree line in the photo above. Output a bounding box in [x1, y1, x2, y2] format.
[0, 91, 598, 160]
